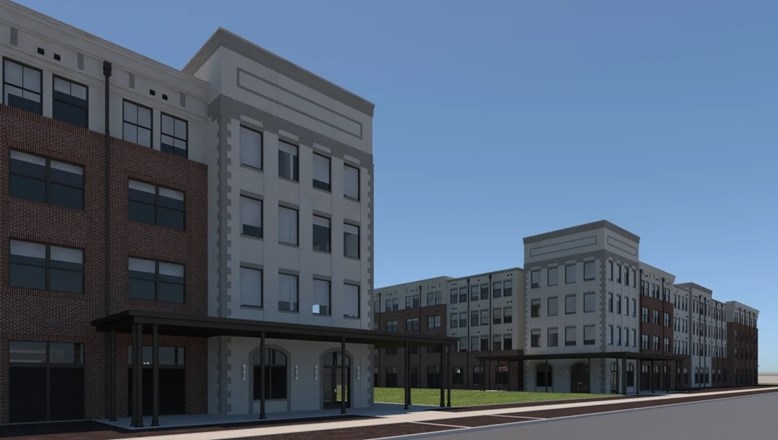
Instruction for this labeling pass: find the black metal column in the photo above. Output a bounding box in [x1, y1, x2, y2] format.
[545, 358, 549, 392]
[404, 342, 410, 410]
[446, 344, 452, 408]
[649, 359, 656, 393]
[151, 324, 160, 427]
[108, 329, 116, 421]
[259, 331, 266, 419]
[622, 356, 627, 395]
[131, 323, 143, 427]
[439, 344, 444, 408]
[340, 338, 347, 415]
[636, 360, 641, 394]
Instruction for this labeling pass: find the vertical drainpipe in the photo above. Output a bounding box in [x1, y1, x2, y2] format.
[487, 275, 492, 390]
[102, 60, 113, 420]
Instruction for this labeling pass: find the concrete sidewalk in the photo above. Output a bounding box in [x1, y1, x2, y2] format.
[129, 387, 778, 440]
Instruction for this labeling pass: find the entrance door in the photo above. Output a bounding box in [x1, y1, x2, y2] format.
[570, 363, 590, 393]
[322, 352, 351, 409]
[127, 369, 186, 415]
[610, 363, 619, 393]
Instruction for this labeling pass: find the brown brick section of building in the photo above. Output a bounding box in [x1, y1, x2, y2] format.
[372, 305, 523, 391]
[0, 105, 208, 423]
[638, 295, 680, 390]
[727, 322, 759, 386]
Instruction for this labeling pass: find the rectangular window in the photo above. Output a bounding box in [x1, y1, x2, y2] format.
[278, 140, 299, 181]
[279, 206, 299, 246]
[608, 261, 613, 280]
[616, 263, 622, 283]
[128, 180, 185, 230]
[450, 314, 458, 329]
[480, 336, 489, 352]
[427, 315, 441, 329]
[664, 312, 670, 327]
[450, 288, 458, 304]
[548, 296, 558, 316]
[480, 283, 488, 300]
[531, 329, 541, 347]
[10, 240, 83, 293]
[312, 278, 330, 315]
[470, 310, 479, 327]
[344, 222, 360, 258]
[278, 273, 299, 312]
[548, 328, 559, 347]
[583, 260, 595, 281]
[492, 335, 502, 351]
[344, 164, 360, 200]
[240, 196, 262, 238]
[548, 266, 558, 286]
[3, 59, 42, 113]
[406, 318, 419, 331]
[565, 263, 576, 284]
[617, 326, 622, 346]
[344, 283, 360, 318]
[128, 258, 184, 302]
[530, 270, 540, 288]
[459, 312, 467, 328]
[584, 292, 595, 313]
[123, 100, 152, 147]
[653, 310, 659, 325]
[565, 294, 576, 314]
[624, 267, 630, 285]
[503, 334, 513, 350]
[426, 292, 434, 306]
[608, 325, 614, 345]
[470, 337, 479, 352]
[313, 153, 331, 191]
[386, 320, 398, 332]
[470, 285, 479, 301]
[459, 287, 467, 303]
[565, 326, 576, 346]
[10, 151, 84, 209]
[608, 292, 614, 313]
[313, 215, 331, 252]
[480, 309, 489, 326]
[617, 295, 622, 314]
[160, 113, 188, 157]
[240, 266, 262, 307]
[492, 281, 502, 298]
[641, 307, 648, 322]
[531, 298, 541, 317]
[632, 329, 637, 347]
[493, 307, 502, 324]
[503, 306, 513, 323]
[584, 325, 595, 345]
[503, 279, 513, 296]
[53, 76, 88, 127]
[240, 126, 263, 169]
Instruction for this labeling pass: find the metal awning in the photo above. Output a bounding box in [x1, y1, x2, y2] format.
[476, 351, 687, 362]
[92, 310, 456, 348]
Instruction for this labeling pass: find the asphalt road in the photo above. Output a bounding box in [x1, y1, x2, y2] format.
[407, 391, 778, 440]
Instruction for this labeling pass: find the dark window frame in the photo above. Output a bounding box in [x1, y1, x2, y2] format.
[160, 112, 188, 158]
[9, 150, 84, 210]
[128, 179, 185, 231]
[278, 140, 299, 182]
[9, 239, 85, 294]
[252, 349, 288, 400]
[122, 99, 153, 147]
[343, 222, 360, 259]
[312, 152, 331, 192]
[240, 195, 263, 239]
[313, 214, 331, 253]
[343, 163, 360, 201]
[3, 58, 42, 114]
[128, 257, 185, 303]
[52, 75, 89, 128]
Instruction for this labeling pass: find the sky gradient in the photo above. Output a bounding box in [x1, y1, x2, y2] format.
[16, 0, 777, 371]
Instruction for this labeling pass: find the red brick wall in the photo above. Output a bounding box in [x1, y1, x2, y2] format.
[0, 105, 208, 423]
[639, 295, 674, 355]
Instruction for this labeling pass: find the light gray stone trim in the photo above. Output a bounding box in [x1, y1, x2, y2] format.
[524, 220, 640, 244]
[279, 268, 300, 276]
[313, 274, 332, 282]
[207, 95, 373, 167]
[184, 28, 375, 116]
[240, 262, 264, 271]
[239, 189, 263, 200]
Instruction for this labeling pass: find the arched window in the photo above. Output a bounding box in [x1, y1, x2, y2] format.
[253, 349, 287, 400]
[452, 365, 464, 385]
[536, 364, 552, 387]
[473, 366, 483, 385]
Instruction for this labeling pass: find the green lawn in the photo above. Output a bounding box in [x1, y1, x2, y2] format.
[374, 387, 603, 407]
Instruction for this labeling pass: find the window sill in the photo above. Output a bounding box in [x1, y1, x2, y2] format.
[344, 195, 360, 203]
[313, 185, 332, 194]
[313, 249, 332, 255]
[279, 242, 300, 249]
[241, 233, 264, 241]
[278, 176, 300, 184]
[241, 304, 263, 309]
[241, 164, 263, 173]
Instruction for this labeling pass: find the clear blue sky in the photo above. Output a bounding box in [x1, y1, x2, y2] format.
[17, 0, 777, 372]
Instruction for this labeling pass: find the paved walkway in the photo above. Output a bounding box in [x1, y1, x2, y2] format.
[2, 387, 776, 440]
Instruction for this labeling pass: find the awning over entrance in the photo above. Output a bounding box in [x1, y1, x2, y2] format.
[92, 310, 456, 428]
[92, 310, 456, 348]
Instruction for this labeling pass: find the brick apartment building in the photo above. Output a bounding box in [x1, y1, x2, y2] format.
[373, 221, 759, 395]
